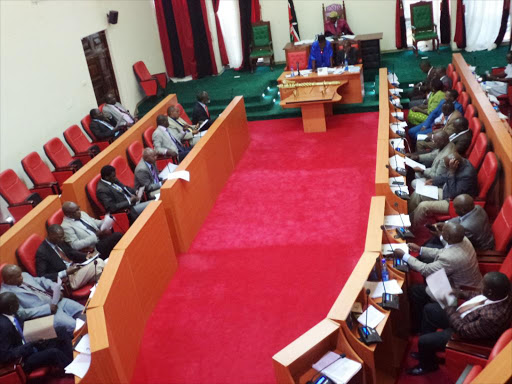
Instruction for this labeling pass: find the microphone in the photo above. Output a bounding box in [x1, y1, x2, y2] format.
[82, 259, 100, 315]
[358, 288, 382, 345]
[385, 164, 409, 200]
[379, 256, 400, 310]
[306, 353, 347, 384]
[380, 224, 409, 273]
[296, 61, 301, 77]
[393, 202, 415, 240]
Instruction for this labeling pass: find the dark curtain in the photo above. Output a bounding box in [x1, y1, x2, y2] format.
[187, 0, 215, 77]
[251, 0, 261, 23]
[395, 0, 407, 49]
[213, 0, 229, 66]
[454, 0, 466, 48]
[155, 0, 181, 77]
[440, 0, 450, 44]
[495, 0, 511, 46]
[238, 0, 253, 71]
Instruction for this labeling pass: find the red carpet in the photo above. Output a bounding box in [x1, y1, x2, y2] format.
[131, 113, 378, 384]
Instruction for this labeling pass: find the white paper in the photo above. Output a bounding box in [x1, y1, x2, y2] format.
[199, 119, 209, 130]
[415, 179, 439, 200]
[426, 268, 453, 308]
[317, 67, 329, 76]
[389, 155, 406, 170]
[324, 357, 363, 384]
[389, 138, 405, 149]
[488, 94, 499, 104]
[75, 334, 91, 354]
[77, 254, 99, 267]
[364, 280, 404, 299]
[100, 214, 114, 231]
[51, 278, 61, 305]
[75, 318, 85, 332]
[390, 185, 410, 194]
[390, 98, 402, 108]
[391, 112, 404, 120]
[342, 34, 355, 39]
[194, 130, 207, 138]
[381, 243, 409, 255]
[89, 284, 97, 299]
[389, 176, 406, 186]
[357, 305, 386, 329]
[348, 65, 360, 73]
[65, 353, 91, 379]
[417, 134, 429, 141]
[23, 315, 56, 342]
[404, 156, 426, 171]
[165, 170, 190, 182]
[313, 351, 340, 372]
[388, 73, 399, 84]
[389, 121, 407, 134]
[384, 214, 411, 227]
[159, 163, 179, 180]
[389, 88, 403, 95]
[154, 192, 160, 201]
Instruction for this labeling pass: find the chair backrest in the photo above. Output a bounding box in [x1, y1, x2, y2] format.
[133, 61, 152, 81]
[324, 3, 346, 21]
[288, 51, 309, 72]
[21, 152, 57, 186]
[43, 137, 74, 169]
[447, 63, 454, 78]
[455, 81, 465, 95]
[499, 248, 512, 281]
[466, 117, 483, 156]
[464, 104, 477, 120]
[16, 234, 44, 276]
[143, 127, 156, 148]
[0, 169, 32, 205]
[99, 103, 105, 112]
[46, 208, 64, 228]
[251, 21, 271, 48]
[110, 156, 135, 189]
[81, 114, 99, 142]
[64, 124, 92, 154]
[459, 91, 470, 111]
[85, 174, 106, 216]
[451, 71, 460, 86]
[477, 152, 498, 200]
[468, 132, 489, 169]
[410, 1, 434, 30]
[488, 329, 512, 361]
[492, 196, 512, 252]
[126, 141, 143, 170]
[176, 103, 192, 125]
[491, 66, 505, 75]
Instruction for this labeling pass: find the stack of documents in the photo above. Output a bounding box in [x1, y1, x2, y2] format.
[312, 351, 362, 384]
[390, 97, 402, 108]
[364, 280, 403, 298]
[66, 334, 91, 378]
[389, 155, 406, 170]
[357, 305, 385, 328]
[390, 138, 405, 150]
[415, 178, 439, 200]
[381, 243, 409, 255]
[390, 121, 407, 133]
[426, 268, 454, 308]
[384, 214, 411, 227]
[389, 88, 403, 96]
[388, 73, 399, 84]
[404, 156, 426, 171]
[391, 111, 404, 120]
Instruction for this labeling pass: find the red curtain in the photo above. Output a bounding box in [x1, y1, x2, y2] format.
[213, 0, 229, 66]
[172, 0, 197, 78]
[251, 0, 261, 23]
[454, 0, 466, 48]
[495, 0, 511, 46]
[154, 0, 175, 77]
[395, 0, 407, 49]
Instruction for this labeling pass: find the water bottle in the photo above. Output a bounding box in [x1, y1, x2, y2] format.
[344, 59, 349, 71]
[381, 258, 389, 281]
[290, 66, 295, 77]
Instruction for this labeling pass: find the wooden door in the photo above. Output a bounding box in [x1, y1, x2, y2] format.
[82, 31, 119, 106]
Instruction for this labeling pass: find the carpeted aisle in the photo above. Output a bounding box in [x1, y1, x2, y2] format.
[131, 113, 378, 384]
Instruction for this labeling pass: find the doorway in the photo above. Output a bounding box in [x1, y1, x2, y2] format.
[82, 31, 120, 105]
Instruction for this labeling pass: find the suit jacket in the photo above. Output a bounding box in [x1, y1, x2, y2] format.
[35, 240, 87, 281]
[191, 102, 213, 130]
[433, 158, 478, 199]
[102, 103, 134, 125]
[89, 118, 117, 140]
[445, 290, 512, 340]
[168, 117, 196, 144]
[408, 237, 482, 289]
[336, 47, 358, 66]
[0, 315, 34, 364]
[440, 110, 463, 137]
[1, 273, 57, 320]
[450, 129, 473, 155]
[96, 178, 135, 214]
[448, 206, 495, 250]
[134, 159, 161, 192]
[421, 142, 456, 179]
[152, 126, 179, 156]
[61, 211, 102, 250]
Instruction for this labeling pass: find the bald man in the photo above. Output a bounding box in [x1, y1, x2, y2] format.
[167, 105, 199, 146]
[394, 222, 482, 330]
[61, 201, 123, 258]
[134, 148, 162, 198]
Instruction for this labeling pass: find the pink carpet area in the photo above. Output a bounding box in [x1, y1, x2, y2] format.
[131, 113, 378, 384]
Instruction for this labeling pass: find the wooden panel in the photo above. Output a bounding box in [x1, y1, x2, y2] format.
[223, 97, 250, 165]
[0, 196, 61, 265]
[453, 53, 512, 200]
[472, 341, 512, 384]
[61, 95, 178, 215]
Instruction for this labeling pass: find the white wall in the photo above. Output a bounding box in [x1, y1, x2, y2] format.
[0, 0, 165, 188]
[261, 0, 397, 63]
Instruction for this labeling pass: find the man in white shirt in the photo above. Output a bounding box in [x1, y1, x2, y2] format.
[483, 51, 512, 97]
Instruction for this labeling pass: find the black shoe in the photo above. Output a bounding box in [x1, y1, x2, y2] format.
[406, 364, 438, 376]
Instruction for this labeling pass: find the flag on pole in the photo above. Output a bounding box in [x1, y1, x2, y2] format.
[288, 0, 300, 43]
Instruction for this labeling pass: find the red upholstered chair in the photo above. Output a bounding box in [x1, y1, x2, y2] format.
[43, 138, 89, 171]
[46, 208, 64, 227]
[109, 156, 135, 189]
[133, 61, 167, 98]
[464, 104, 477, 120]
[80, 115, 110, 150]
[0, 360, 49, 384]
[126, 141, 143, 170]
[490, 196, 512, 254]
[454, 81, 465, 96]
[0, 170, 51, 222]
[465, 117, 483, 157]
[85, 174, 129, 233]
[458, 91, 470, 111]
[468, 132, 489, 170]
[287, 50, 309, 72]
[16, 234, 44, 276]
[0, 222, 13, 236]
[450, 71, 460, 86]
[21, 152, 70, 192]
[478, 247, 512, 280]
[447, 63, 454, 78]
[142, 127, 177, 169]
[64, 124, 103, 157]
[176, 103, 192, 125]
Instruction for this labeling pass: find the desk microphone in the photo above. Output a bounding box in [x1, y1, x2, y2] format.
[379, 258, 400, 310]
[380, 224, 409, 273]
[393, 202, 415, 240]
[358, 289, 382, 345]
[296, 61, 301, 77]
[82, 259, 99, 315]
[385, 165, 409, 200]
[306, 353, 347, 384]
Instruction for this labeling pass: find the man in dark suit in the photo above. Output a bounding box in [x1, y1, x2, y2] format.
[449, 117, 473, 155]
[96, 165, 150, 223]
[0, 292, 73, 374]
[336, 40, 358, 66]
[89, 108, 126, 141]
[407, 272, 512, 375]
[134, 148, 162, 198]
[191, 91, 214, 131]
[36, 224, 104, 290]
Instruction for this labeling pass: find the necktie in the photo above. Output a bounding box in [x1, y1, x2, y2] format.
[80, 219, 97, 234]
[54, 245, 72, 264]
[204, 105, 209, 117]
[457, 298, 487, 314]
[13, 317, 27, 344]
[167, 130, 184, 150]
[149, 164, 159, 183]
[22, 283, 52, 299]
[114, 104, 134, 124]
[171, 118, 184, 128]
[111, 182, 132, 198]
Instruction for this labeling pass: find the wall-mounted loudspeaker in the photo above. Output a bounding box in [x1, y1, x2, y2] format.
[107, 11, 119, 24]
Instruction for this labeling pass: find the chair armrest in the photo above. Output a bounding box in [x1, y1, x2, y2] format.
[0, 358, 23, 375]
[477, 250, 506, 257]
[74, 151, 94, 157]
[447, 337, 494, 360]
[477, 255, 506, 263]
[55, 166, 78, 173]
[10, 201, 36, 208]
[33, 182, 61, 195]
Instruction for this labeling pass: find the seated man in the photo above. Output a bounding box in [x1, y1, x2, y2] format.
[483, 51, 512, 97]
[336, 39, 358, 66]
[167, 105, 199, 147]
[408, 60, 435, 107]
[408, 89, 462, 140]
[1, 265, 84, 336]
[324, 10, 353, 37]
[409, 152, 478, 226]
[308, 35, 333, 70]
[448, 117, 472, 155]
[36, 224, 105, 290]
[192, 91, 215, 131]
[437, 67, 453, 91]
[102, 93, 136, 127]
[153, 115, 191, 164]
[0, 292, 73, 375]
[134, 148, 162, 198]
[408, 272, 512, 375]
[416, 101, 463, 151]
[394, 222, 482, 331]
[96, 165, 150, 224]
[89, 108, 126, 140]
[61, 201, 122, 259]
[424, 194, 495, 251]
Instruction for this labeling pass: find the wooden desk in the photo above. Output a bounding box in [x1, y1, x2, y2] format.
[364, 196, 406, 253]
[472, 341, 512, 383]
